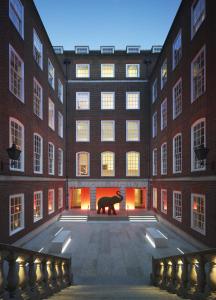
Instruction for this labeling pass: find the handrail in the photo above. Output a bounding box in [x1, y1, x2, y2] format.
[0, 243, 72, 299]
[151, 248, 216, 300]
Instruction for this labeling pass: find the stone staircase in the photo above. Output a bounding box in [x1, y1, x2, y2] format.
[46, 285, 183, 299]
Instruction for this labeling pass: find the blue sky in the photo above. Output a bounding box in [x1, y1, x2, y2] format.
[33, 0, 181, 50]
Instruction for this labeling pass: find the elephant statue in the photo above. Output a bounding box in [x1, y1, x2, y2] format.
[97, 191, 123, 215]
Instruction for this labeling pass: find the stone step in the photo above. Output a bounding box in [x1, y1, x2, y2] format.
[88, 215, 128, 221]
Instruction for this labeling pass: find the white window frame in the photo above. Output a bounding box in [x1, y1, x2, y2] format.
[173, 191, 182, 222]
[152, 148, 157, 176]
[126, 151, 140, 177]
[33, 29, 43, 69]
[173, 78, 182, 119]
[101, 92, 115, 110]
[101, 151, 115, 177]
[161, 59, 167, 89]
[48, 142, 55, 175]
[101, 120, 115, 142]
[161, 98, 167, 130]
[153, 188, 158, 209]
[152, 79, 158, 103]
[126, 120, 140, 142]
[101, 64, 115, 78]
[58, 148, 63, 176]
[161, 189, 168, 214]
[58, 79, 63, 103]
[76, 64, 90, 78]
[76, 92, 90, 110]
[161, 142, 167, 175]
[173, 133, 182, 174]
[76, 152, 90, 176]
[126, 92, 140, 110]
[76, 120, 90, 142]
[191, 0, 206, 39]
[48, 59, 55, 89]
[48, 99, 55, 131]
[33, 133, 43, 174]
[58, 187, 63, 209]
[33, 191, 43, 222]
[33, 77, 43, 119]
[152, 112, 157, 138]
[9, 193, 24, 236]
[172, 30, 182, 70]
[191, 118, 206, 172]
[48, 189, 55, 215]
[126, 64, 140, 78]
[191, 193, 206, 235]
[58, 111, 63, 138]
[9, 0, 24, 38]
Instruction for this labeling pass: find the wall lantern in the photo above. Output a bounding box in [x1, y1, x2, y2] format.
[194, 145, 209, 161]
[1, 143, 21, 171]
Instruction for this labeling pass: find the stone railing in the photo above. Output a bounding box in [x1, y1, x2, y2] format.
[151, 248, 216, 300]
[0, 243, 72, 299]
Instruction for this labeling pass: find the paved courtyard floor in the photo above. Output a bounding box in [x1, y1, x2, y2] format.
[22, 215, 198, 285]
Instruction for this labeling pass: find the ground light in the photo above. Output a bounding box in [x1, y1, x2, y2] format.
[61, 237, 72, 253]
[145, 233, 156, 248]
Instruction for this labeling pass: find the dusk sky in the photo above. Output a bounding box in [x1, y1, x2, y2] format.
[33, 0, 181, 50]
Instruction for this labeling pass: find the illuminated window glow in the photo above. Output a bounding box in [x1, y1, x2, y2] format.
[10, 194, 24, 235]
[34, 191, 43, 222]
[126, 92, 140, 109]
[76, 121, 90, 142]
[76, 64, 89, 78]
[48, 189, 55, 214]
[76, 92, 90, 110]
[101, 121, 115, 141]
[101, 92, 115, 109]
[76, 152, 89, 176]
[101, 152, 115, 176]
[126, 64, 140, 78]
[126, 120, 140, 141]
[101, 64, 115, 78]
[126, 151, 140, 176]
[191, 193, 205, 235]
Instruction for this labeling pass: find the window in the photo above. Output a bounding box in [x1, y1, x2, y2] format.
[101, 152, 115, 176]
[161, 99, 167, 130]
[126, 92, 140, 109]
[58, 79, 63, 103]
[126, 121, 140, 141]
[75, 46, 89, 54]
[76, 92, 90, 110]
[9, 194, 24, 235]
[173, 191, 182, 222]
[101, 64, 115, 78]
[9, 118, 24, 171]
[58, 188, 63, 209]
[101, 46, 115, 54]
[191, 193, 205, 235]
[101, 121, 115, 141]
[173, 78, 182, 119]
[48, 59, 55, 89]
[126, 151, 140, 176]
[152, 112, 157, 138]
[191, 118, 206, 171]
[48, 189, 55, 214]
[161, 59, 167, 89]
[173, 30, 182, 69]
[161, 189, 167, 214]
[76, 121, 90, 142]
[9, 0, 24, 38]
[173, 133, 182, 173]
[153, 188, 157, 209]
[9, 45, 24, 102]
[33, 29, 43, 69]
[152, 79, 157, 103]
[76, 64, 90, 78]
[48, 99, 55, 130]
[58, 112, 63, 138]
[101, 92, 115, 110]
[191, 0, 205, 38]
[33, 191, 43, 222]
[152, 148, 157, 176]
[76, 152, 89, 176]
[48, 143, 55, 175]
[58, 148, 63, 176]
[126, 64, 140, 78]
[33, 134, 43, 174]
[191, 46, 206, 102]
[33, 78, 43, 119]
[161, 143, 167, 175]
[126, 46, 140, 54]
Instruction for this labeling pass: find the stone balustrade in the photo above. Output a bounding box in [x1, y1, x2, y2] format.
[151, 248, 216, 300]
[0, 243, 72, 299]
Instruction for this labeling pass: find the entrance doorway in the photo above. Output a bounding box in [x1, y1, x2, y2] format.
[69, 188, 90, 209]
[126, 188, 147, 210]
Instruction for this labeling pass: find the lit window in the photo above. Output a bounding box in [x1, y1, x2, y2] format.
[33, 29, 43, 69]
[101, 92, 115, 110]
[48, 59, 55, 89]
[152, 79, 157, 103]
[101, 121, 115, 141]
[161, 59, 167, 89]
[126, 92, 140, 109]
[161, 99, 167, 130]
[152, 148, 157, 176]
[161, 189, 167, 214]
[9, 45, 24, 102]
[126, 120, 140, 141]
[58, 148, 63, 176]
[9, 117, 24, 171]
[173, 191, 182, 222]
[76, 152, 89, 176]
[173, 78, 182, 119]
[126, 64, 140, 78]
[76, 64, 90, 78]
[33, 133, 43, 174]
[9, 0, 24, 38]
[191, 193, 205, 235]
[58, 79, 63, 103]
[76, 121, 90, 142]
[152, 112, 157, 138]
[101, 64, 115, 78]
[161, 143, 167, 175]
[58, 112, 63, 138]
[9, 194, 24, 235]
[173, 133, 182, 173]
[191, 118, 206, 171]
[48, 189, 55, 214]
[153, 188, 157, 209]
[101, 152, 115, 176]
[126, 151, 140, 176]
[58, 188, 63, 209]
[34, 191, 43, 222]
[191, 46, 206, 102]
[48, 143, 55, 175]
[172, 30, 182, 69]
[76, 92, 90, 110]
[191, 0, 205, 38]
[48, 99, 55, 131]
[33, 78, 43, 119]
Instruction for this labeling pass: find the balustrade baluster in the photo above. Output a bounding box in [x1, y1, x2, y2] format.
[187, 257, 198, 298]
[17, 255, 30, 299]
[160, 260, 167, 289]
[6, 252, 20, 299]
[28, 256, 39, 299]
[50, 258, 59, 293]
[205, 255, 216, 300]
[0, 252, 9, 299]
[168, 259, 177, 293]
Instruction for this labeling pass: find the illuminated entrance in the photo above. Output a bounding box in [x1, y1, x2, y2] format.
[69, 188, 90, 209]
[96, 188, 120, 211]
[126, 188, 147, 210]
